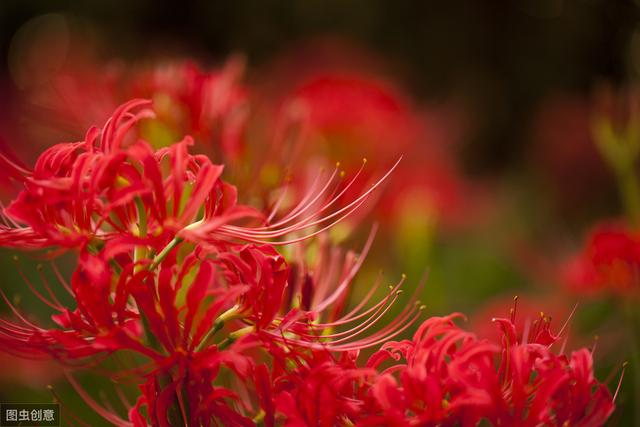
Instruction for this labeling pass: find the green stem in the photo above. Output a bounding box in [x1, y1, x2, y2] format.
[149, 237, 183, 270]
[218, 326, 253, 350]
[196, 306, 242, 352]
[617, 167, 640, 228]
[135, 197, 148, 237]
[134, 197, 149, 272]
[593, 118, 640, 227]
[196, 319, 225, 352]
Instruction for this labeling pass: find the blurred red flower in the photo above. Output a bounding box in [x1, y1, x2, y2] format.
[564, 223, 640, 295]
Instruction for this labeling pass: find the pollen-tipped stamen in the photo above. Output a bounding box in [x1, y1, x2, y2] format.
[215, 158, 400, 245]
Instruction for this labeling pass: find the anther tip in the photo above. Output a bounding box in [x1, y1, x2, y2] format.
[419, 305, 427, 310]
[362, 157, 368, 164]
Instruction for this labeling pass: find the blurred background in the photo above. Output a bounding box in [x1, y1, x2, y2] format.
[0, 0, 638, 425]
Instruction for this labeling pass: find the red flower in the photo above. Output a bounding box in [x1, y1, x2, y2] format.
[15, 50, 248, 161]
[217, 244, 289, 329]
[0, 241, 277, 424]
[0, 247, 154, 361]
[255, 341, 373, 427]
[254, 40, 474, 231]
[563, 223, 640, 295]
[0, 99, 260, 250]
[129, 59, 248, 160]
[362, 314, 497, 426]
[363, 309, 615, 426]
[1, 98, 395, 252]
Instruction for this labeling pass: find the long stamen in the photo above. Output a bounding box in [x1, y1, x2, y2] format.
[327, 305, 424, 352]
[270, 276, 424, 352]
[51, 262, 73, 295]
[65, 371, 134, 427]
[557, 302, 579, 338]
[297, 286, 402, 339]
[262, 164, 341, 229]
[13, 257, 63, 312]
[48, 384, 93, 427]
[614, 362, 628, 402]
[215, 158, 400, 244]
[304, 273, 385, 328]
[314, 224, 378, 313]
[0, 288, 45, 330]
[37, 264, 65, 308]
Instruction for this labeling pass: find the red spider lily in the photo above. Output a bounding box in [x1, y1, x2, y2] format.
[1, 242, 276, 425]
[0, 44, 618, 425]
[362, 310, 615, 426]
[0, 99, 396, 252]
[129, 59, 248, 160]
[255, 344, 373, 427]
[1, 244, 617, 426]
[254, 40, 474, 231]
[252, 226, 426, 353]
[490, 312, 615, 427]
[362, 313, 498, 426]
[217, 244, 289, 329]
[126, 334, 262, 427]
[0, 247, 155, 361]
[15, 46, 248, 161]
[469, 294, 572, 344]
[60, 333, 261, 427]
[0, 97, 418, 427]
[0, 232, 416, 425]
[0, 99, 256, 250]
[563, 223, 640, 295]
[0, 238, 290, 360]
[265, 73, 468, 219]
[285, 75, 420, 161]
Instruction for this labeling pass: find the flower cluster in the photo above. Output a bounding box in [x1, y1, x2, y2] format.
[0, 58, 617, 426]
[362, 311, 615, 426]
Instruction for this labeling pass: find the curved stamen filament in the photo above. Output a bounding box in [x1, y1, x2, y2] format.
[315, 224, 378, 312]
[215, 158, 400, 244]
[0, 289, 45, 331]
[263, 164, 340, 229]
[13, 258, 63, 312]
[296, 288, 402, 341]
[306, 272, 384, 328]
